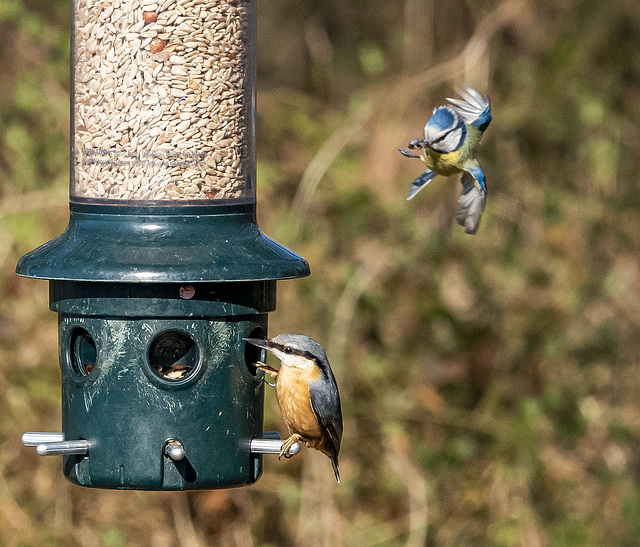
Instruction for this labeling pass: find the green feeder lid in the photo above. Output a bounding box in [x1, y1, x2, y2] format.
[16, 203, 310, 283]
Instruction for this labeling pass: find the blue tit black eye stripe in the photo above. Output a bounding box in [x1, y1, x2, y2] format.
[430, 129, 453, 145]
[429, 124, 467, 153]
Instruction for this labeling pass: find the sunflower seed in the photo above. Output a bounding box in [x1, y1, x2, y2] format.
[72, 0, 252, 203]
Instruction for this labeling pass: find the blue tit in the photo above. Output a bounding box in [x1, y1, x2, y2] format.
[398, 87, 491, 234]
[245, 334, 343, 483]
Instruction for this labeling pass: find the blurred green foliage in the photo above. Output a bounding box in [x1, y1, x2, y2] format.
[2, 0, 640, 545]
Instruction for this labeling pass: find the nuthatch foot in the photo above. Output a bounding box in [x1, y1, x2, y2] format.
[245, 334, 343, 483]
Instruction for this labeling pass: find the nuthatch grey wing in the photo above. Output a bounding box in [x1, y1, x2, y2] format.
[399, 87, 491, 233]
[245, 334, 343, 483]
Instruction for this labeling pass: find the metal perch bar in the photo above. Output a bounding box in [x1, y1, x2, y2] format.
[164, 440, 186, 461]
[35, 440, 90, 456]
[24, 431, 300, 457]
[22, 432, 65, 446]
[250, 437, 300, 456]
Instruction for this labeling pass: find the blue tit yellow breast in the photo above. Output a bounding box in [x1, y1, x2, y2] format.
[424, 148, 462, 176]
[275, 365, 324, 441]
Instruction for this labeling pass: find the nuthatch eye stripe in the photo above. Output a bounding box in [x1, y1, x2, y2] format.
[244, 338, 327, 372]
[270, 343, 326, 370]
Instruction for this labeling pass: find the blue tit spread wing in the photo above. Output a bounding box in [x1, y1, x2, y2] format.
[456, 171, 486, 235]
[447, 87, 491, 134]
[309, 375, 343, 458]
[406, 169, 436, 200]
[464, 164, 487, 195]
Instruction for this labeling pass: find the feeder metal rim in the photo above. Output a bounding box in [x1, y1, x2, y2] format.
[15, 208, 310, 283]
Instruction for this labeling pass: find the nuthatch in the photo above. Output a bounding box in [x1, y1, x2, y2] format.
[398, 87, 492, 234]
[245, 334, 343, 483]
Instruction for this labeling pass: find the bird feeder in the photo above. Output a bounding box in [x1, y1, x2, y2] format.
[17, 0, 309, 490]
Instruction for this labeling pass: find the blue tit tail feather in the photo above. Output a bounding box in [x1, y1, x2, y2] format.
[456, 171, 486, 234]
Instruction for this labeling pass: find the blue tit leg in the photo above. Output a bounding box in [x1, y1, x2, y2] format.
[406, 169, 436, 200]
[397, 148, 421, 159]
[456, 171, 486, 234]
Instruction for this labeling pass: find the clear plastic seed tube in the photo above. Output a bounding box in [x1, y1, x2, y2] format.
[71, 0, 255, 204]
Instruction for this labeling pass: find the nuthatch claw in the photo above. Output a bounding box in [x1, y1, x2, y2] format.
[245, 334, 343, 483]
[279, 433, 304, 460]
[253, 361, 278, 387]
[258, 375, 276, 388]
[254, 362, 279, 378]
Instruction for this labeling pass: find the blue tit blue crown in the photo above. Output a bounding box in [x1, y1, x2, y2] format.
[424, 106, 467, 153]
[428, 106, 456, 131]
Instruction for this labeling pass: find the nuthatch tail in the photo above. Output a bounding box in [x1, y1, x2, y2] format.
[398, 87, 492, 234]
[245, 334, 343, 483]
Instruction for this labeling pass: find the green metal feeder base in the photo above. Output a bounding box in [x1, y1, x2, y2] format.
[16, 204, 309, 490]
[60, 312, 266, 489]
[52, 280, 276, 489]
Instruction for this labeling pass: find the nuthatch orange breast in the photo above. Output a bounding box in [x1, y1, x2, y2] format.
[245, 334, 343, 483]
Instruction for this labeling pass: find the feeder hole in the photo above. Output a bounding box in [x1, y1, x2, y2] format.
[149, 331, 198, 381]
[69, 328, 97, 376]
[244, 327, 265, 376]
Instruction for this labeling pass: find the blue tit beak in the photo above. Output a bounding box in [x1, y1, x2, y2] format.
[408, 138, 425, 150]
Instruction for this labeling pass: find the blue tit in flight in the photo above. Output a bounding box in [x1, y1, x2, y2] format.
[398, 87, 492, 234]
[245, 334, 343, 483]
